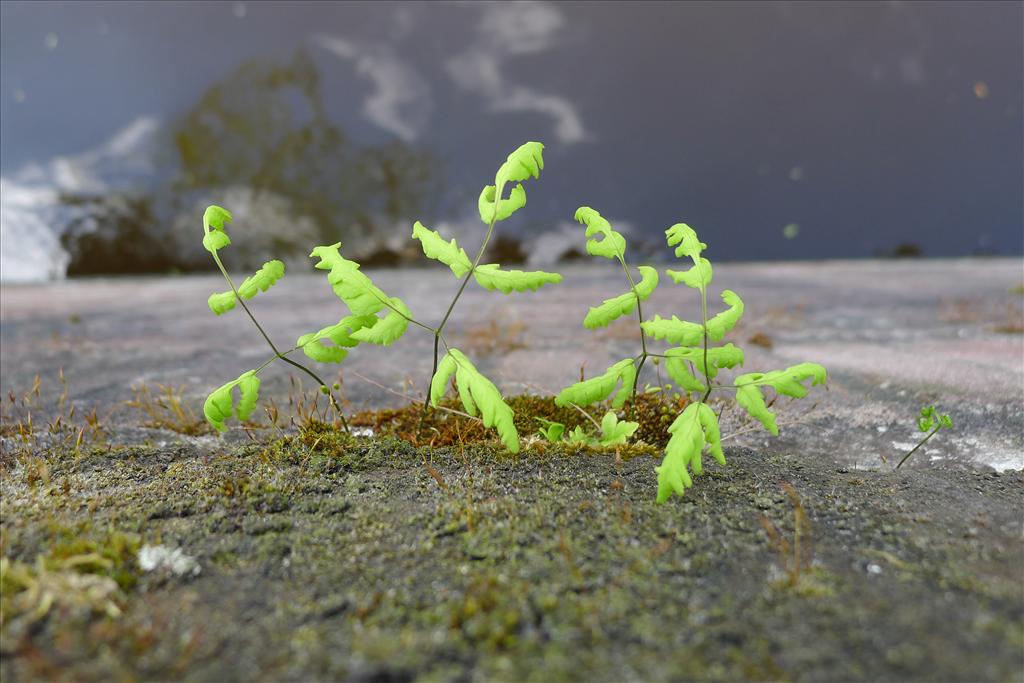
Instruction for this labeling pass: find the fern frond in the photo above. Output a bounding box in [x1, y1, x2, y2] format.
[705, 290, 744, 341]
[296, 315, 376, 363]
[203, 231, 231, 254]
[656, 404, 699, 503]
[734, 363, 827, 435]
[663, 357, 706, 393]
[656, 403, 723, 503]
[478, 184, 527, 224]
[207, 291, 238, 316]
[473, 264, 562, 293]
[666, 258, 713, 289]
[207, 260, 286, 315]
[599, 411, 639, 447]
[695, 403, 725, 470]
[203, 370, 260, 433]
[310, 243, 393, 316]
[350, 298, 412, 346]
[574, 206, 626, 260]
[429, 352, 458, 407]
[641, 315, 704, 345]
[554, 358, 636, 409]
[237, 260, 285, 299]
[202, 205, 233, 253]
[412, 222, 472, 277]
[583, 266, 658, 328]
[495, 141, 545, 187]
[430, 349, 519, 452]
[664, 343, 745, 380]
[665, 223, 706, 260]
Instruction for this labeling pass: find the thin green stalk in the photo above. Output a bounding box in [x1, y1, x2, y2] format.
[424, 191, 502, 407]
[616, 255, 648, 404]
[212, 252, 349, 432]
[895, 426, 941, 469]
[699, 283, 712, 403]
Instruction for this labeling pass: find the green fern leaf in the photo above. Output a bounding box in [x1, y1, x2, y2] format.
[207, 291, 238, 316]
[656, 402, 723, 503]
[202, 205, 233, 254]
[203, 370, 260, 433]
[598, 411, 639, 447]
[554, 358, 636, 409]
[473, 264, 562, 293]
[735, 381, 777, 436]
[567, 425, 594, 446]
[656, 404, 699, 503]
[583, 266, 658, 328]
[495, 141, 545, 187]
[296, 315, 378, 363]
[663, 356, 707, 393]
[664, 343, 745, 380]
[734, 363, 827, 435]
[238, 260, 285, 299]
[536, 418, 566, 443]
[665, 223, 706, 259]
[705, 290, 744, 341]
[431, 349, 519, 452]
[478, 183, 527, 224]
[203, 231, 231, 254]
[666, 258, 713, 289]
[310, 243, 392, 316]
[429, 352, 458, 407]
[641, 315, 704, 345]
[693, 403, 725, 473]
[574, 206, 627, 260]
[412, 222, 472, 277]
[350, 298, 412, 345]
[207, 260, 286, 315]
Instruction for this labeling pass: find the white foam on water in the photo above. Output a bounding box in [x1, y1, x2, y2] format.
[0, 117, 159, 283]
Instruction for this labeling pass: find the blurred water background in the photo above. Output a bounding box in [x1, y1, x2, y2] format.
[1, 1, 1021, 283]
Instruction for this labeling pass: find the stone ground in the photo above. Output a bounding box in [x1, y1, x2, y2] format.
[2, 258, 1022, 469]
[1, 258, 1023, 682]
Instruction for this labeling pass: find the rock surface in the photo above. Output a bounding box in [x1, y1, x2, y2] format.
[2, 259, 1022, 470]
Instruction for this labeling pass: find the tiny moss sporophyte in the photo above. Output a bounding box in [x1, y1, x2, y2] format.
[200, 141, 826, 503]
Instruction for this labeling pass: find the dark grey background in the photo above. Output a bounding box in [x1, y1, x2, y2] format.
[1, 0, 1021, 265]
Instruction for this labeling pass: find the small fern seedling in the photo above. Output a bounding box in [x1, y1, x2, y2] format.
[540, 411, 639, 449]
[557, 216, 827, 503]
[895, 405, 953, 469]
[202, 143, 562, 453]
[554, 207, 658, 411]
[200, 206, 349, 433]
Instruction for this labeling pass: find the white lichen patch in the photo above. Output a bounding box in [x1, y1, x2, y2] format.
[137, 545, 201, 577]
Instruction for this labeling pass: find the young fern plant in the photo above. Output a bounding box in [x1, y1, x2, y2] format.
[201, 206, 348, 433]
[552, 207, 659, 412]
[895, 405, 953, 469]
[556, 214, 827, 503]
[202, 143, 563, 453]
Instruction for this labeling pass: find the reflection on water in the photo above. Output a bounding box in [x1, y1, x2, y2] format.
[1, 2, 1021, 281]
[2, 50, 439, 282]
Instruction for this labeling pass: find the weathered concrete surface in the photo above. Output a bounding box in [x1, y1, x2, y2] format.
[2, 258, 1022, 470]
[2, 438, 1023, 682]
[2, 259, 1023, 683]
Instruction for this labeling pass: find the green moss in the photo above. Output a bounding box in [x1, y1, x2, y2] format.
[1, 429, 1022, 682]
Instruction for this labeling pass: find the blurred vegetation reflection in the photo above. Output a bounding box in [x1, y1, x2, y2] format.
[63, 50, 440, 275]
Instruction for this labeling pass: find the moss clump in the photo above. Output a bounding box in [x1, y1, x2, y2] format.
[348, 391, 687, 450]
[43, 523, 141, 591]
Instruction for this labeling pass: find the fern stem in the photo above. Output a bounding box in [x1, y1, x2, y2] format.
[895, 425, 941, 469]
[699, 284, 712, 403]
[616, 256, 649, 405]
[212, 252, 349, 432]
[425, 191, 502, 407]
